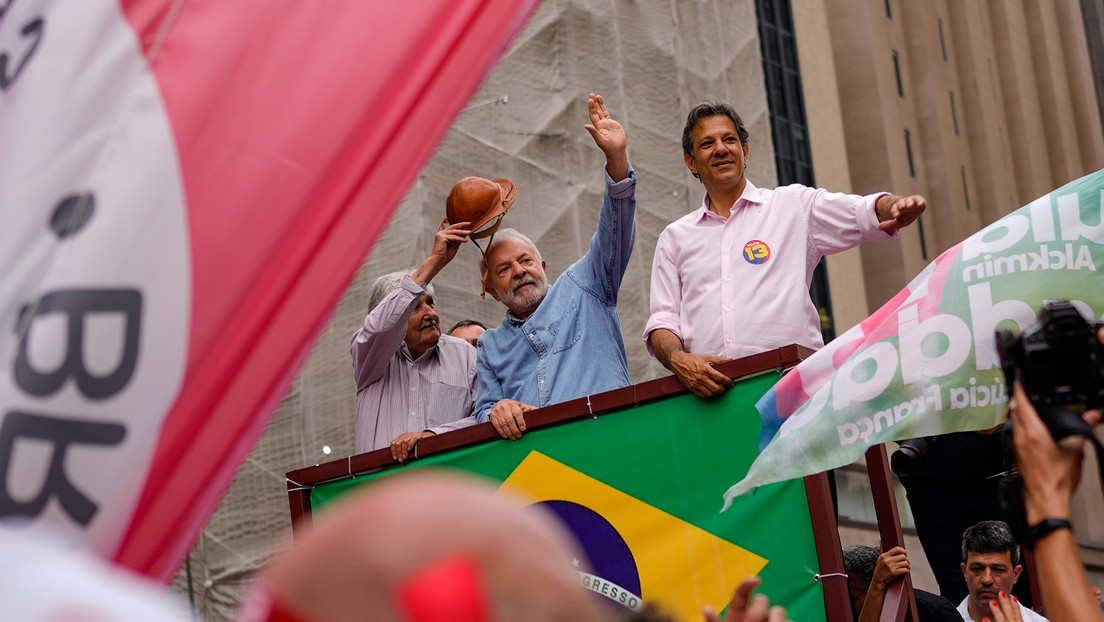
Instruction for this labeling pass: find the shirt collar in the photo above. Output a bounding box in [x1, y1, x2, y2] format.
[506, 310, 526, 327]
[400, 339, 441, 362]
[695, 179, 762, 223]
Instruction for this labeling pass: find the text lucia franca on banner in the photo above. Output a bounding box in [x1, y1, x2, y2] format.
[724, 168, 1104, 504]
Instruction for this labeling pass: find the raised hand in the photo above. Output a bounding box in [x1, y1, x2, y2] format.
[430, 221, 472, 267]
[412, 221, 471, 285]
[704, 576, 790, 622]
[583, 93, 629, 181]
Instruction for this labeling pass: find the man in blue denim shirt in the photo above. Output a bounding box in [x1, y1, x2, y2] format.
[474, 93, 636, 440]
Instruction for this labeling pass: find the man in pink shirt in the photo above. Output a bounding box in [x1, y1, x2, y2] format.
[644, 100, 926, 398]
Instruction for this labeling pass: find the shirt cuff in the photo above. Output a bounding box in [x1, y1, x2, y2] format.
[862, 191, 898, 239]
[474, 407, 491, 424]
[401, 274, 429, 294]
[605, 165, 636, 198]
[427, 416, 477, 435]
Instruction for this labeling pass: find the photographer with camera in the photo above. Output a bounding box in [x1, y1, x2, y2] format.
[998, 378, 1104, 622]
[992, 302, 1104, 622]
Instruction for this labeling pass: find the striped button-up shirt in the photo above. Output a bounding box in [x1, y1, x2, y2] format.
[352, 277, 477, 454]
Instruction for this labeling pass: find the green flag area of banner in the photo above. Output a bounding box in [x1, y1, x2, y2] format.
[311, 374, 827, 622]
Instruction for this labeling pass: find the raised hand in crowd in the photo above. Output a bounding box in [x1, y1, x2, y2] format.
[1007, 325, 1104, 622]
[703, 576, 790, 622]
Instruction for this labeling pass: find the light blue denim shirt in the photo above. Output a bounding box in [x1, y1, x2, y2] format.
[475, 166, 636, 421]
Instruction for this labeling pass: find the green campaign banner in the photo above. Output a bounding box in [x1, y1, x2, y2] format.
[310, 373, 828, 622]
[731, 167, 1104, 500]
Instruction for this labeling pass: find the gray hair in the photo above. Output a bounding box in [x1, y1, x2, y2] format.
[478, 228, 542, 281]
[841, 545, 879, 590]
[961, 520, 1021, 565]
[368, 269, 433, 313]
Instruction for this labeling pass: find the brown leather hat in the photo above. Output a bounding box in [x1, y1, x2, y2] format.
[444, 177, 516, 239]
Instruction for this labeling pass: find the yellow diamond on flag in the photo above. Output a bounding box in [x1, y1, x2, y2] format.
[497, 451, 768, 620]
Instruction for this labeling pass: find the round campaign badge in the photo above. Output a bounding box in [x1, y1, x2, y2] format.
[743, 240, 771, 264]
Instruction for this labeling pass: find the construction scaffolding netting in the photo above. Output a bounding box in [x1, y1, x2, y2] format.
[169, 1, 778, 618]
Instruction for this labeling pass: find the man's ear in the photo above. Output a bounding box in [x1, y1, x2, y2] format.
[683, 152, 697, 175]
[487, 285, 502, 303]
[541, 260, 546, 271]
[960, 562, 967, 578]
[1013, 565, 1023, 583]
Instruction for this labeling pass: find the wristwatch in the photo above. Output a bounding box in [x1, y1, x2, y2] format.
[1027, 517, 1072, 546]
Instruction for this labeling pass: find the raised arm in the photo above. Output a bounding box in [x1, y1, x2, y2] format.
[350, 222, 470, 390]
[350, 280, 424, 390]
[580, 93, 636, 302]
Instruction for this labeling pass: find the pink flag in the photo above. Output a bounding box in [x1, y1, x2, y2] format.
[0, 0, 538, 580]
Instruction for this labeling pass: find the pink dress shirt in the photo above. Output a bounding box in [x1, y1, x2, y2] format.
[644, 180, 892, 359]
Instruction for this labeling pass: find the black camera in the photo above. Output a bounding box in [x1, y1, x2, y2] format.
[995, 301, 1104, 545]
[995, 301, 1104, 416]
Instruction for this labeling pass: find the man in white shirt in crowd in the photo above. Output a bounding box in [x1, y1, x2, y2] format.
[644, 100, 926, 397]
[350, 222, 478, 462]
[957, 520, 1048, 622]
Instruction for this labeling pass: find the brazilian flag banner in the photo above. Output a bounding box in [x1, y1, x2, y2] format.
[310, 373, 827, 621]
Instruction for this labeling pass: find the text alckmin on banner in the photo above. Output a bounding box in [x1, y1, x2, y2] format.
[727, 168, 1104, 503]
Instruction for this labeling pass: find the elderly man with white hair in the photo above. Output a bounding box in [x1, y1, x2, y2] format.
[474, 93, 637, 440]
[351, 222, 477, 461]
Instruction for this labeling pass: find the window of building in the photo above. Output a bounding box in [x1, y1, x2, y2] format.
[834, 467, 917, 530]
[917, 217, 929, 261]
[962, 165, 971, 211]
[756, 0, 835, 342]
[893, 50, 904, 98]
[938, 18, 948, 62]
[950, 91, 959, 136]
[905, 129, 916, 178]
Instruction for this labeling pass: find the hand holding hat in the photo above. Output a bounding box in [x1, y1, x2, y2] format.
[411, 220, 472, 287]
